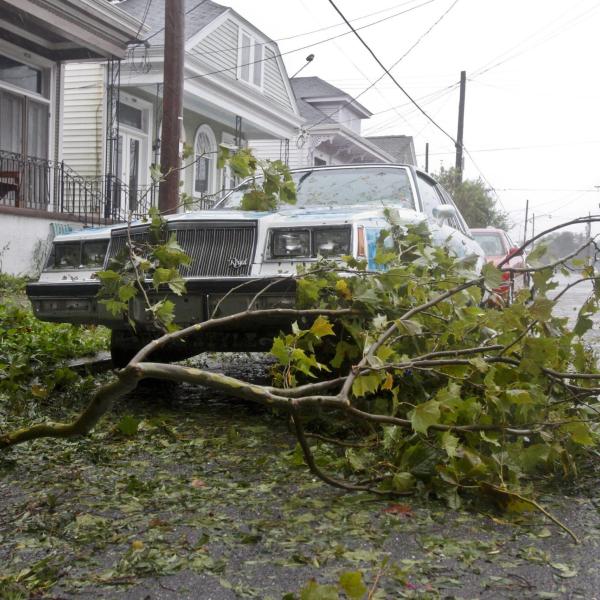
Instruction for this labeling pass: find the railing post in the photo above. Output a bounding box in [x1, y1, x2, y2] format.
[60, 161, 65, 212]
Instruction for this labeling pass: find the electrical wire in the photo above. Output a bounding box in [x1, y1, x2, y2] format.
[145, 0, 208, 42]
[193, 0, 437, 57]
[470, 1, 600, 80]
[324, 0, 457, 145]
[362, 82, 459, 136]
[306, 0, 460, 133]
[416, 139, 600, 157]
[184, 0, 438, 81]
[134, 0, 153, 39]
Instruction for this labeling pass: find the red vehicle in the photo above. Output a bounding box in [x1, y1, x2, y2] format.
[470, 227, 527, 303]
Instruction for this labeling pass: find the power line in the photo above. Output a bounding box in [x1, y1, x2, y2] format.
[193, 0, 436, 57]
[307, 0, 460, 133]
[362, 82, 459, 135]
[416, 139, 600, 156]
[325, 0, 457, 145]
[496, 188, 599, 193]
[184, 0, 438, 82]
[469, 1, 600, 80]
[134, 0, 153, 39]
[145, 0, 208, 42]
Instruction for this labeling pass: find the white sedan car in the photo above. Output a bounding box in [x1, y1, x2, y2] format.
[27, 164, 484, 364]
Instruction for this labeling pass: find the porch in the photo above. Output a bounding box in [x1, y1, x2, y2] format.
[0, 149, 154, 226]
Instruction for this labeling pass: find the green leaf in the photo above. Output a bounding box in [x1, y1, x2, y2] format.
[574, 313, 594, 337]
[391, 472, 416, 493]
[441, 431, 460, 458]
[99, 298, 128, 316]
[482, 262, 503, 288]
[520, 337, 558, 376]
[527, 242, 549, 264]
[410, 400, 440, 434]
[167, 275, 187, 296]
[529, 297, 554, 321]
[562, 421, 594, 446]
[397, 319, 422, 336]
[151, 299, 176, 326]
[270, 336, 290, 365]
[118, 284, 138, 302]
[117, 415, 140, 436]
[352, 373, 381, 398]
[338, 571, 367, 600]
[309, 315, 335, 339]
[300, 579, 339, 600]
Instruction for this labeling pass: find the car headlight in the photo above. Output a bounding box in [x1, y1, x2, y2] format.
[271, 229, 310, 258]
[314, 228, 351, 257]
[82, 241, 108, 268]
[269, 227, 352, 259]
[52, 243, 81, 269]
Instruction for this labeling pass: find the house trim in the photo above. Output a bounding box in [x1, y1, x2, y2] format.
[309, 123, 396, 163]
[1, 0, 146, 58]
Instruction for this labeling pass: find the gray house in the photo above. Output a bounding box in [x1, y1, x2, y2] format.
[250, 76, 395, 167]
[61, 0, 303, 216]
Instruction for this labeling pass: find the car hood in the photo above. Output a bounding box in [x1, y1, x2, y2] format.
[54, 204, 426, 241]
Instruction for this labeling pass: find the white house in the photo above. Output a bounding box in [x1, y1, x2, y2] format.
[0, 0, 144, 274]
[250, 76, 396, 168]
[61, 0, 303, 218]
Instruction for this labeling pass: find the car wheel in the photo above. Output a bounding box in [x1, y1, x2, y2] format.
[110, 329, 149, 368]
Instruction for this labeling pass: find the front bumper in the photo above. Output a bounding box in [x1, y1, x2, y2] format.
[26, 278, 297, 327]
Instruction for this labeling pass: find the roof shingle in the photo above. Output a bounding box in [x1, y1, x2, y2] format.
[118, 0, 228, 45]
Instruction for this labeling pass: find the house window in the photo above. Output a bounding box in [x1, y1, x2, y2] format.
[118, 101, 144, 130]
[0, 52, 50, 160]
[193, 124, 217, 197]
[0, 56, 43, 95]
[238, 30, 263, 88]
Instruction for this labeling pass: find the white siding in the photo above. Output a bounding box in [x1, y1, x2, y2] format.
[190, 19, 238, 80]
[263, 47, 294, 111]
[62, 63, 105, 178]
[249, 138, 307, 169]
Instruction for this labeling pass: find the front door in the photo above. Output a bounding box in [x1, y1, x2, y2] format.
[117, 130, 146, 214]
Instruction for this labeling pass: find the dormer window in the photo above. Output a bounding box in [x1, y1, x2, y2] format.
[238, 29, 263, 88]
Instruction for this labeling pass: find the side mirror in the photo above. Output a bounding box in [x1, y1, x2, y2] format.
[432, 204, 457, 222]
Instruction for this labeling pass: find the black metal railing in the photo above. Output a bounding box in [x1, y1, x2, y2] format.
[0, 150, 224, 225]
[0, 150, 161, 225]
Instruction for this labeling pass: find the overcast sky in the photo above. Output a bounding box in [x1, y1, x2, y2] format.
[221, 0, 600, 241]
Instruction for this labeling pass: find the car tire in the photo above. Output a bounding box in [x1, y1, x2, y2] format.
[110, 329, 149, 368]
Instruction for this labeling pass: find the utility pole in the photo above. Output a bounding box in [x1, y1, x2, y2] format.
[531, 213, 535, 240]
[523, 199, 529, 243]
[158, 0, 185, 215]
[425, 142, 429, 173]
[455, 70, 466, 183]
[586, 211, 592, 265]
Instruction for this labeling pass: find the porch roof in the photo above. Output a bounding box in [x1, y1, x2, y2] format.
[0, 0, 146, 60]
[309, 123, 396, 164]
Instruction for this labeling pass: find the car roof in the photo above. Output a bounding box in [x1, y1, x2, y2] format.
[470, 227, 507, 234]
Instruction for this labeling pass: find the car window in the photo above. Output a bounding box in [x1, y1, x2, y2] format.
[217, 167, 416, 210]
[472, 232, 506, 256]
[416, 173, 443, 218]
[436, 183, 468, 233]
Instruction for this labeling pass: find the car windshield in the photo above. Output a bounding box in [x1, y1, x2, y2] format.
[218, 167, 415, 210]
[472, 232, 506, 256]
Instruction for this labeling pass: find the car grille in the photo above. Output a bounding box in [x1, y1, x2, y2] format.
[107, 221, 257, 277]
